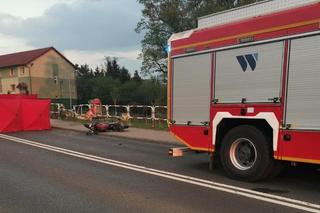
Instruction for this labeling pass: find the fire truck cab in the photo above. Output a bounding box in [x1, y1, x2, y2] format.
[168, 0, 320, 181]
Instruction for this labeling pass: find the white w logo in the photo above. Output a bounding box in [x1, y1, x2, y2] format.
[236, 53, 258, 72]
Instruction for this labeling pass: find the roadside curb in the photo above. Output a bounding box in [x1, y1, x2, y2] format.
[51, 126, 181, 146]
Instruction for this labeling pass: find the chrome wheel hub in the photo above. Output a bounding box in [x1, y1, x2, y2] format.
[230, 138, 257, 170]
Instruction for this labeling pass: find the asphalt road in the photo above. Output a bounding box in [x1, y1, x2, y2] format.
[0, 129, 319, 213]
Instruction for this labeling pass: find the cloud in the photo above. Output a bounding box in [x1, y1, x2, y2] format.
[0, 0, 143, 71]
[0, 33, 35, 54]
[0, 0, 142, 51]
[63, 49, 141, 73]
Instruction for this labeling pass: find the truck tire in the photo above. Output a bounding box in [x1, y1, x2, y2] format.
[220, 125, 274, 182]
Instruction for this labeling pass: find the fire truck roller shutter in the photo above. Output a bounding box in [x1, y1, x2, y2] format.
[214, 41, 284, 103]
[285, 34, 320, 130]
[172, 53, 212, 125]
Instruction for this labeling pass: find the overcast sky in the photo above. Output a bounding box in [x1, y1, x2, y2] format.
[0, 0, 143, 73]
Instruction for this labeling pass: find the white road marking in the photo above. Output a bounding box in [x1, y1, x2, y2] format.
[1, 134, 319, 213]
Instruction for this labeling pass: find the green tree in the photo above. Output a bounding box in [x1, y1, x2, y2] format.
[110, 86, 121, 105]
[132, 70, 142, 82]
[75, 61, 167, 106]
[104, 57, 121, 80]
[119, 80, 141, 104]
[94, 66, 105, 77]
[135, 0, 188, 77]
[155, 83, 167, 106]
[136, 0, 263, 78]
[91, 76, 119, 104]
[119, 67, 131, 83]
[135, 78, 160, 105]
[75, 64, 94, 103]
[75, 64, 94, 78]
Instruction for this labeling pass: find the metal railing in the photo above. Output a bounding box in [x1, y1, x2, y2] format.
[51, 103, 167, 121]
[50, 103, 63, 119]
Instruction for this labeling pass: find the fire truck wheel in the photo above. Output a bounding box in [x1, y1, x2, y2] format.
[220, 125, 274, 182]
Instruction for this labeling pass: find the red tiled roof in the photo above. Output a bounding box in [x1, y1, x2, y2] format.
[0, 47, 74, 69]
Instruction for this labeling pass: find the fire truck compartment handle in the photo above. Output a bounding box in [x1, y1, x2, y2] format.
[267, 97, 281, 103]
[201, 121, 209, 126]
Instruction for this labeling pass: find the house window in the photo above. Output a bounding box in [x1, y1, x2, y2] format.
[54, 75, 58, 84]
[20, 67, 25, 75]
[9, 68, 14, 76]
[11, 84, 16, 91]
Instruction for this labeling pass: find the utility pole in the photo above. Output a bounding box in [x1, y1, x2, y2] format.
[68, 78, 72, 109]
[60, 80, 63, 99]
[27, 63, 34, 94]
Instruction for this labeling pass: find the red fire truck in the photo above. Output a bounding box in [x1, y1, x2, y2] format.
[168, 0, 320, 181]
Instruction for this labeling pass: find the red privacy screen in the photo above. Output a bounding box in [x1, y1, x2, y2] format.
[0, 95, 51, 133]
